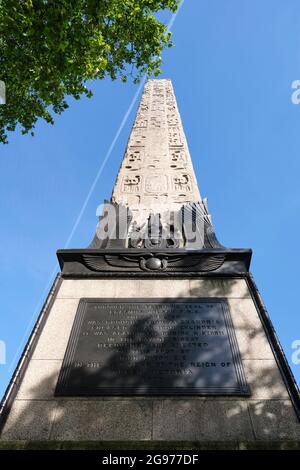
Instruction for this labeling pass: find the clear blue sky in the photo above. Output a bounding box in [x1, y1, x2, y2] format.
[1, 0, 300, 399]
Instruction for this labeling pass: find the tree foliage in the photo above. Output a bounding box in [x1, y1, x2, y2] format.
[0, 0, 178, 143]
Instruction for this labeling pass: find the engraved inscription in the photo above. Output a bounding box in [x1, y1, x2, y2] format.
[150, 116, 165, 128]
[169, 128, 182, 146]
[173, 174, 192, 192]
[134, 112, 148, 128]
[170, 149, 186, 169]
[122, 175, 141, 193]
[129, 130, 146, 147]
[167, 113, 179, 127]
[125, 148, 143, 170]
[55, 299, 250, 396]
[111, 79, 202, 212]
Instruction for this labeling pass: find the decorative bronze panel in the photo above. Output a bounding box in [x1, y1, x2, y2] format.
[55, 298, 250, 396]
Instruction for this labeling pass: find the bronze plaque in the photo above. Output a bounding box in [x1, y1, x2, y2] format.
[55, 298, 249, 396]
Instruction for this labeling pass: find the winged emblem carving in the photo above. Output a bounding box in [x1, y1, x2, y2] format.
[82, 253, 226, 273]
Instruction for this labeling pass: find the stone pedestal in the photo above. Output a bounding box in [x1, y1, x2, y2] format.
[1, 275, 299, 448]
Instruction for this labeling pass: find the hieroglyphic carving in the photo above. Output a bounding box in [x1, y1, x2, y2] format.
[173, 174, 192, 192]
[124, 147, 144, 170]
[150, 116, 165, 128]
[142, 83, 152, 96]
[134, 116, 148, 128]
[170, 148, 187, 169]
[170, 194, 192, 203]
[140, 103, 149, 113]
[167, 103, 176, 113]
[140, 95, 150, 109]
[151, 103, 165, 112]
[146, 156, 161, 169]
[112, 79, 201, 214]
[167, 113, 179, 127]
[152, 91, 164, 99]
[122, 175, 141, 193]
[153, 83, 164, 92]
[168, 128, 182, 146]
[129, 130, 146, 147]
[166, 98, 176, 107]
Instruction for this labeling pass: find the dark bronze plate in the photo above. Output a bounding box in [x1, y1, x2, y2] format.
[55, 298, 250, 396]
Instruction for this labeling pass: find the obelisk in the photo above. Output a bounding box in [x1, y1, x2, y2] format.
[1, 79, 300, 449]
[112, 79, 201, 220]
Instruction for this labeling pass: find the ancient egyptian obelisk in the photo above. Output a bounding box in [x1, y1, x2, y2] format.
[1, 79, 300, 448]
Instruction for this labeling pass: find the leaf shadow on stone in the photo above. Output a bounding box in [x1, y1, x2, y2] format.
[1, 279, 300, 445]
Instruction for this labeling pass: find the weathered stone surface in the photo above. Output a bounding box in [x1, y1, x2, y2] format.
[189, 279, 227, 297]
[50, 401, 152, 441]
[56, 279, 191, 299]
[137, 279, 190, 298]
[57, 279, 117, 299]
[222, 279, 250, 298]
[1, 275, 298, 443]
[1, 401, 56, 441]
[16, 360, 61, 400]
[249, 400, 300, 440]
[112, 79, 201, 225]
[32, 299, 79, 360]
[228, 298, 274, 360]
[111, 279, 142, 298]
[153, 400, 254, 441]
[243, 360, 289, 399]
[189, 278, 250, 298]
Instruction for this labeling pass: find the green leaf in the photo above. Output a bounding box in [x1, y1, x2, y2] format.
[0, 0, 179, 143]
